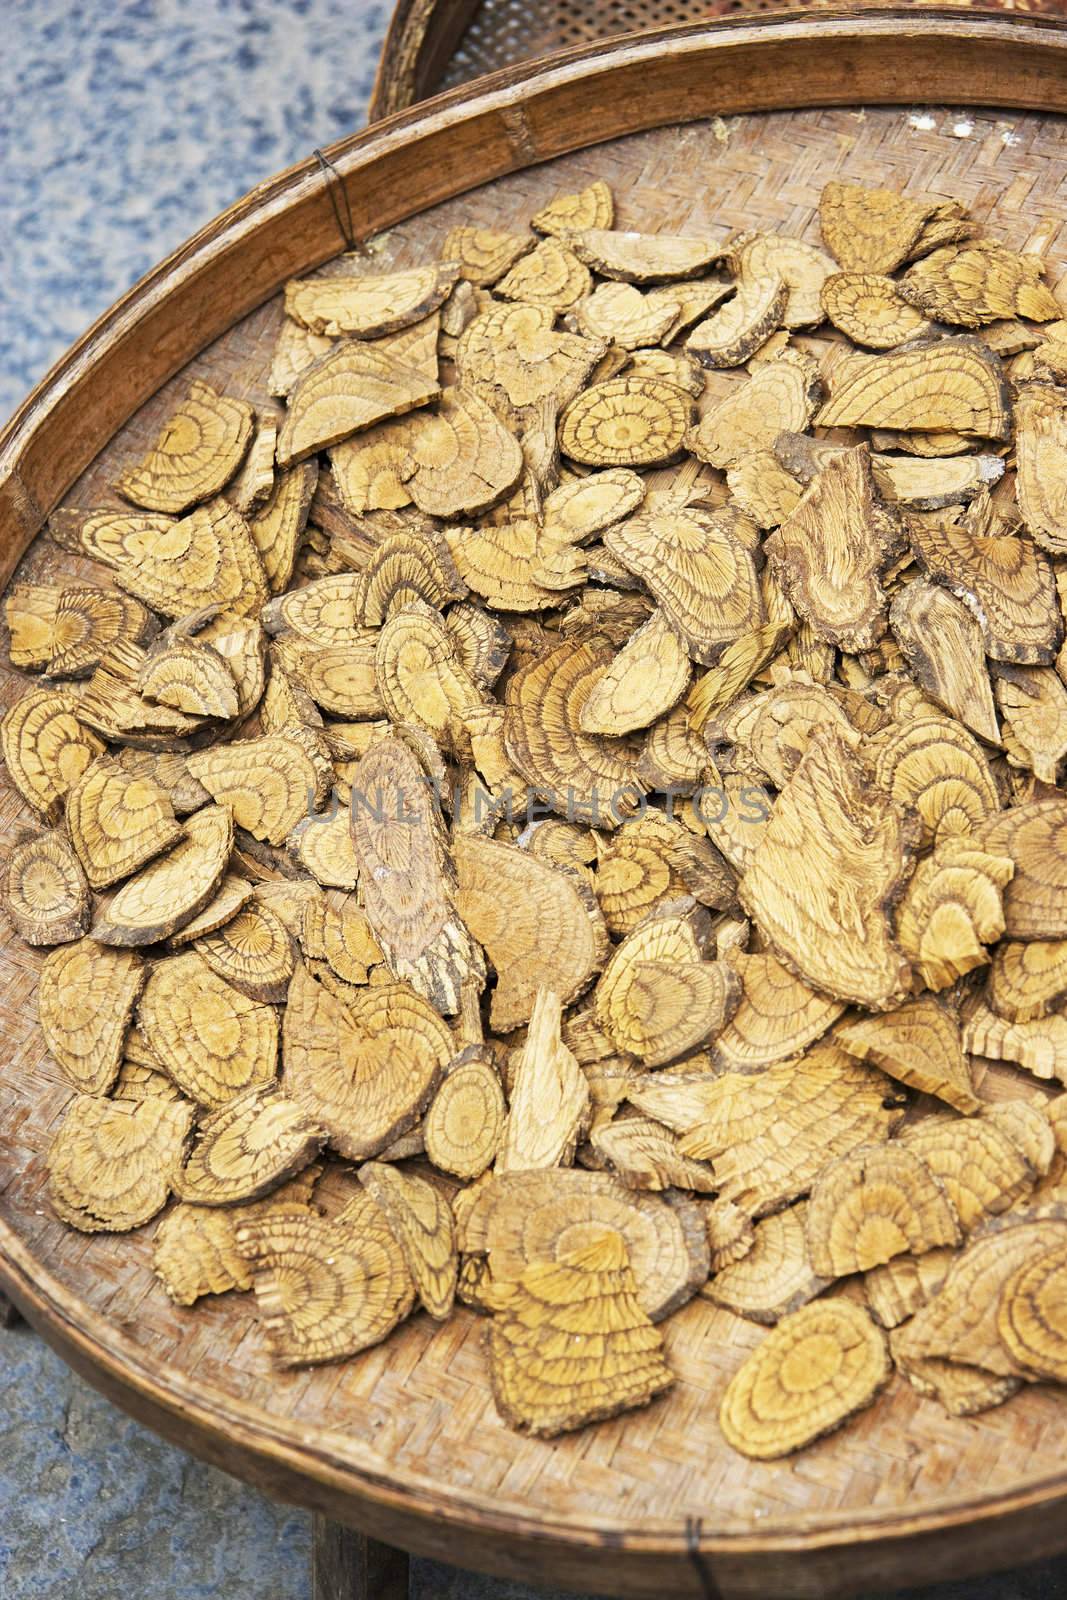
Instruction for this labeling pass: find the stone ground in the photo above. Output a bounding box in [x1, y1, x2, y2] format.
[3, 2, 1067, 1596]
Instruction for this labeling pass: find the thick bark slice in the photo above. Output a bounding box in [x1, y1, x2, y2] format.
[686, 273, 787, 368]
[567, 227, 723, 284]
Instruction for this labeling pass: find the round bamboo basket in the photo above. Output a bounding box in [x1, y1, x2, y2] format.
[4, 16, 1067, 1597]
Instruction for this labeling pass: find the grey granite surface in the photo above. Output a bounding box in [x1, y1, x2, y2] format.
[2, 4, 1067, 1598]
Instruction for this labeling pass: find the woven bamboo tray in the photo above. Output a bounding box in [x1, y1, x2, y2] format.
[4, 15, 1067, 1597]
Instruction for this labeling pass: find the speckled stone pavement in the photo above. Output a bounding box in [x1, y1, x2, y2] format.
[3, 4, 1067, 1597]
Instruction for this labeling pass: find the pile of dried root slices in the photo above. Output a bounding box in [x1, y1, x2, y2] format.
[5, 172, 1067, 1458]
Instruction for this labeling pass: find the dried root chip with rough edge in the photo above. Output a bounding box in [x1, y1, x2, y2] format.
[358, 1161, 456, 1319]
[901, 1118, 1037, 1232]
[894, 1208, 1067, 1375]
[593, 814, 688, 937]
[282, 964, 451, 1159]
[889, 1333, 1021, 1418]
[578, 610, 690, 736]
[300, 892, 382, 986]
[726, 231, 834, 328]
[986, 1101, 1056, 1179]
[816, 339, 1011, 440]
[173, 1084, 322, 1205]
[153, 1175, 320, 1305]
[805, 1144, 961, 1278]
[3, 830, 89, 946]
[235, 1208, 414, 1366]
[574, 283, 679, 349]
[269, 318, 333, 397]
[440, 225, 532, 286]
[688, 349, 821, 471]
[705, 1201, 756, 1274]
[42, 587, 156, 680]
[134, 631, 239, 719]
[685, 622, 792, 728]
[626, 346, 705, 395]
[704, 1203, 829, 1324]
[106, 499, 270, 621]
[900, 239, 1061, 328]
[719, 1298, 890, 1460]
[968, 799, 1067, 939]
[605, 505, 762, 665]
[443, 602, 510, 691]
[247, 461, 318, 594]
[988, 938, 1067, 1024]
[740, 724, 916, 1010]
[864, 1246, 957, 1330]
[285, 263, 458, 337]
[196, 613, 267, 719]
[454, 834, 607, 1032]
[567, 227, 723, 284]
[559, 376, 692, 469]
[275, 633, 382, 720]
[996, 1241, 1067, 1382]
[504, 638, 646, 829]
[276, 340, 439, 467]
[589, 1114, 716, 1195]
[678, 1046, 905, 1216]
[139, 950, 278, 1108]
[485, 1230, 674, 1438]
[896, 840, 1013, 992]
[964, 1001, 1067, 1084]
[909, 517, 1060, 666]
[496, 988, 590, 1173]
[375, 601, 484, 755]
[4, 583, 60, 670]
[532, 179, 613, 236]
[541, 468, 645, 543]
[711, 950, 844, 1073]
[455, 300, 555, 390]
[167, 872, 253, 947]
[889, 580, 999, 745]
[288, 802, 361, 889]
[686, 273, 787, 368]
[225, 410, 277, 514]
[819, 182, 967, 275]
[495, 239, 591, 312]
[765, 444, 903, 651]
[1015, 385, 1067, 555]
[352, 528, 466, 626]
[1, 688, 105, 823]
[193, 894, 294, 1004]
[47, 1094, 193, 1234]
[187, 730, 331, 846]
[349, 735, 483, 1012]
[996, 664, 1067, 782]
[90, 803, 233, 946]
[870, 714, 999, 847]
[594, 910, 740, 1067]
[638, 701, 714, 793]
[820, 271, 933, 348]
[424, 1048, 505, 1180]
[400, 387, 524, 518]
[64, 755, 182, 890]
[838, 996, 981, 1113]
[443, 519, 562, 613]
[38, 939, 144, 1094]
[118, 381, 254, 514]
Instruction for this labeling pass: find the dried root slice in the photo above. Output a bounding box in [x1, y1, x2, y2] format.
[187, 730, 330, 846]
[375, 600, 482, 754]
[91, 804, 233, 946]
[497, 988, 590, 1172]
[194, 894, 294, 1003]
[47, 1095, 193, 1233]
[578, 610, 690, 735]
[65, 754, 182, 890]
[909, 517, 1060, 666]
[897, 840, 1013, 991]
[902, 1118, 1036, 1231]
[40, 586, 155, 679]
[805, 1144, 961, 1278]
[1, 688, 105, 823]
[678, 1046, 904, 1216]
[605, 505, 762, 665]
[900, 239, 1061, 328]
[727, 231, 834, 329]
[890, 580, 999, 745]
[269, 319, 333, 397]
[1015, 385, 1067, 554]
[105, 499, 269, 621]
[352, 528, 466, 626]
[139, 950, 278, 1108]
[276, 633, 382, 720]
[152, 1172, 319, 1304]
[441, 225, 532, 286]
[358, 1161, 456, 1319]
[819, 182, 969, 275]
[816, 339, 1011, 440]
[285, 263, 457, 338]
[997, 1241, 1067, 1382]
[890, 1335, 1021, 1418]
[532, 179, 613, 236]
[740, 724, 916, 1010]
[559, 376, 692, 469]
[593, 814, 690, 937]
[688, 349, 820, 471]
[135, 632, 239, 718]
[765, 444, 902, 651]
[988, 938, 1067, 1024]
[719, 1299, 890, 1460]
[820, 272, 933, 348]
[38, 939, 144, 1094]
[705, 1202, 756, 1275]
[686, 272, 787, 368]
[968, 800, 1067, 940]
[236, 1209, 414, 1366]
[589, 1114, 716, 1194]
[838, 997, 981, 1114]
[595, 910, 739, 1067]
[711, 950, 844, 1073]
[168, 872, 253, 946]
[869, 714, 998, 845]
[301, 893, 382, 986]
[288, 802, 361, 889]
[864, 1247, 957, 1330]
[704, 1203, 829, 1324]
[197, 614, 267, 718]
[485, 1231, 674, 1438]
[424, 1050, 505, 1180]
[574, 282, 680, 349]
[454, 834, 606, 1032]
[118, 381, 254, 514]
[173, 1085, 321, 1204]
[567, 227, 722, 284]
[4, 583, 60, 670]
[964, 1001, 1067, 1084]
[494, 237, 591, 312]
[282, 964, 451, 1159]
[3, 830, 89, 945]
[276, 338, 439, 467]
[401, 387, 524, 518]
[996, 664, 1067, 782]
[540, 467, 642, 542]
